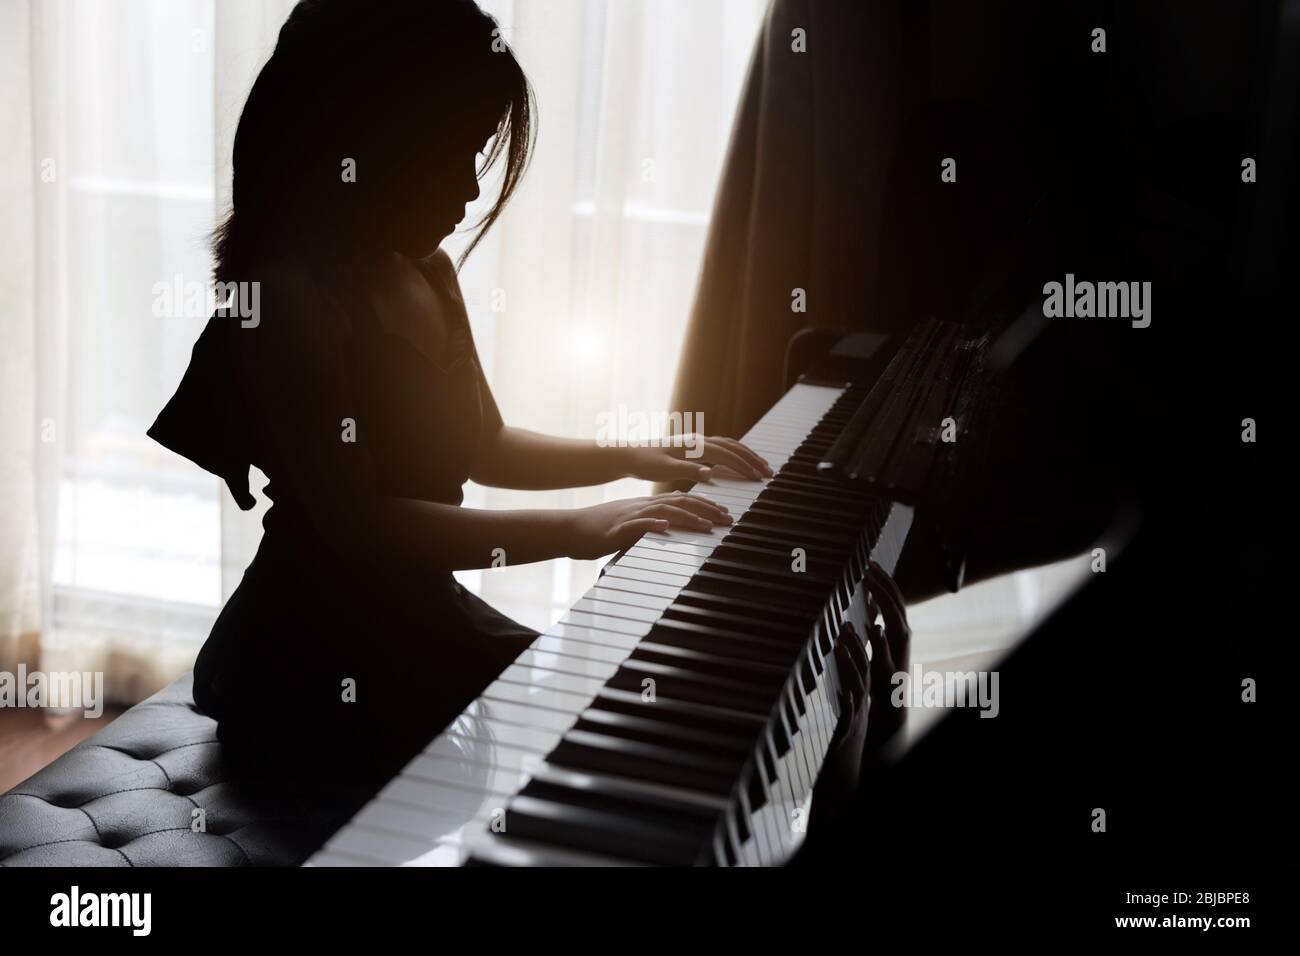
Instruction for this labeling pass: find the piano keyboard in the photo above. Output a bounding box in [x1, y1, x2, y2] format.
[307, 380, 912, 866]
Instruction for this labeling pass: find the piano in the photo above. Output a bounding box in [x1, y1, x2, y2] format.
[306, 338, 918, 866]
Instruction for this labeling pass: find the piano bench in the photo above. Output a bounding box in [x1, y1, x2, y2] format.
[0, 673, 359, 867]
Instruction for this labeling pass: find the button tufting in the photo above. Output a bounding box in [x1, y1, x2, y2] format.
[0, 673, 354, 866]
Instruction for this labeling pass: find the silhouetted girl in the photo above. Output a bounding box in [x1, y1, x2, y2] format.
[149, 0, 768, 780]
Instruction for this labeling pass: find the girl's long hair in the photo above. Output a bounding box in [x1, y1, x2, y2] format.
[212, 0, 535, 284]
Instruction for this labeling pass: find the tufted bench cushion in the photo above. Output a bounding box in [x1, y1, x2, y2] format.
[0, 673, 374, 866]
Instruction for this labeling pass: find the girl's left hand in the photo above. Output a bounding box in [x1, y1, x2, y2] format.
[621, 434, 774, 483]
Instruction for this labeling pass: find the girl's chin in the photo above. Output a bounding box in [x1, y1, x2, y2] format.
[394, 232, 450, 258]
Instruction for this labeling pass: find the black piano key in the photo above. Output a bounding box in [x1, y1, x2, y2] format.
[545, 730, 759, 853]
[715, 828, 737, 867]
[712, 537, 841, 573]
[550, 729, 742, 796]
[673, 587, 812, 626]
[724, 519, 856, 554]
[646, 619, 798, 665]
[768, 706, 791, 757]
[660, 603, 807, 643]
[778, 689, 814, 798]
[761, 733, 797, 839]
[699, 555, 837, 592]
[592, 687, 767, 739]
[755, 487, 867, 520]
[527, 762, 729, 819]
[747, 492, 864, 523]
[609, 660, 774, 715]
[575, 708, 753, 757]
[744, 760, 768, 815]
[738, 509, 860, 543]
[679, 568, 826, 608]
[714, 528, 846, 567]
[504, 793, 709, 866]
[631, 641, 791, 686]
[770, 471, 873, 497]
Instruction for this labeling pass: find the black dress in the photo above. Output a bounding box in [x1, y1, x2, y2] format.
[147, 249, 537, 780]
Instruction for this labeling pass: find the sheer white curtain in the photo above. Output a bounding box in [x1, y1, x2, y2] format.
[0, 0, 769, 706]
[3, 0, 222, 706]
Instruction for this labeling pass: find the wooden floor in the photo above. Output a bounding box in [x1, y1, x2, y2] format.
[0, 708, 125, 793]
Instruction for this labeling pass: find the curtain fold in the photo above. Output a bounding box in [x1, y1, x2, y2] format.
[0, 0, 41, 675]
[666, 0, 907, 439]
[1, 0, 66, 678]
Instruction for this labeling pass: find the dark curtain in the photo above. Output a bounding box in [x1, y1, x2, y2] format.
[665, 0, 911, 441]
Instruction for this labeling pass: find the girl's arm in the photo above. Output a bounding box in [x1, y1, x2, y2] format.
[427, 250, 773, 491]
[385, 490, 732, 570]
[249, 261, 732, 573]
[472, 425, 775, 489]
[469, 427, 636, 489]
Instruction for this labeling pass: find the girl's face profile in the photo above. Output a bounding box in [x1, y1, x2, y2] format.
[364, 111, 498, 259]
[217, 2, 534, 276]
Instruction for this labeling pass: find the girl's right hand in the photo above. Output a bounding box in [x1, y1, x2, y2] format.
[565, 492, 732, 559]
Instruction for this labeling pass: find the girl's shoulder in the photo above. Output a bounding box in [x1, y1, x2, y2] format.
[418, 247, 470, 323]
[422, 247, 458, 285]
[253, 253, 353, 343]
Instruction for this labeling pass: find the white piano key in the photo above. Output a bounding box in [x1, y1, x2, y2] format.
[548, 622, 642, 650]
[571, 597, 662, 624]
[402, 753, 535, 798]
[480, 679, 591, 716]
[355, 797, 489, 846]
[527, 633, 629, 664]
[618, 554, 707, 578]
[326, 822, 447, 866]
[498, 663, 608, 698]
[695, 489, 758, 508]
[514, 646, 621, 680]
[704, 478, 767, 495]
[583, 585, 673, 611]
[418, 739, 542, 774]
[383, 775, 511, 814]
[632, 538, 715, 560]
[437, 711, 562, 753]
[587, 574, 679, 600]
[560, 609, 652, 636]
[639, 528, 726, 548]
[305, 848, 380, 867]
[600, 563, 691, 588]
[459, 832, 645, 868]
[403, 842, 473, 866]
[625, 546, 704, 570]
[453, 696, 580, 733]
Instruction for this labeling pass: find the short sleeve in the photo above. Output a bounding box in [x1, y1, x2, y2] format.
[147, 313, 257, 510]
[238, 263, 396, 569]
[147, 260, 397, 578]
[421, 249, 505, 436]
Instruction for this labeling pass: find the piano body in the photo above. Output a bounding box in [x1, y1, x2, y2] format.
[306, 333, 951, 866]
